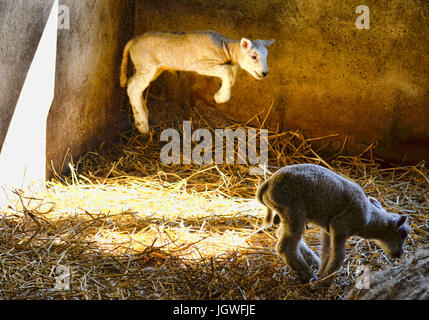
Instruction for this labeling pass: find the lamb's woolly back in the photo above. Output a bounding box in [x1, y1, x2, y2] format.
[260, 164, 370, 232]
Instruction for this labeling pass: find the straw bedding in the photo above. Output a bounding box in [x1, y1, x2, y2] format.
[347, 247, 429, 299]
[1, 118, 428, 299]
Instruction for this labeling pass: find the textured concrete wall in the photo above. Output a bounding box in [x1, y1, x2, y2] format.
[46, 0, 134, 177]
[1, 0, 134, 182]
[135, 0, 429, 163]
[2, 0, 427, 186]
[0, 0, 54, 153]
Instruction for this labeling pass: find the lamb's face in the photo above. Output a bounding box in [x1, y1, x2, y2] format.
[239, 38, 275, 80]
[368, 197, 410, 259]
[376, 214, 410, 259]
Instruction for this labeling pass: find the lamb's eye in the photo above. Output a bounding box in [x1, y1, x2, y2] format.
[251, 55, 257, 60]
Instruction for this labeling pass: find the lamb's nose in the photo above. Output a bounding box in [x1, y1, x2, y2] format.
[262, 71, 268, 78]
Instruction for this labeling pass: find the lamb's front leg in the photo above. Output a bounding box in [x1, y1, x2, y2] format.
[214, 65, 235, 104]
[317, 230, 331, 276]
[320, 230, 347, 280]
[198, 64, 235, 104]
[230, 64, 239, 86]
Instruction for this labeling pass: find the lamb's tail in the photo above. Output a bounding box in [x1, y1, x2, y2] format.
[120, 39, 134, 88]
[256, 179, 269, 206]
[256, 180, 277, 227]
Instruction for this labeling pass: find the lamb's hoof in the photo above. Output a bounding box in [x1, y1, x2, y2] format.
[316, 273, 335, 287]
[214, 96, 227, 104]
[308, 256, 321, 270]
[136, 123, 149, 135]
[309, 276, 319, 287]
[298, 273, 317, 285]
[213, 92, 230, 104]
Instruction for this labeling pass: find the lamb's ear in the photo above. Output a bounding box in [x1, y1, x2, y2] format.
[262, 39, 275, 47]
[396, 215, 408, 228]
[240, 38, 252, 51]
[368, 196, 383, 209]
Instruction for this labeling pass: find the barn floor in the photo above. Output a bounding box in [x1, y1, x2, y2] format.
[1, 121, 428, 299]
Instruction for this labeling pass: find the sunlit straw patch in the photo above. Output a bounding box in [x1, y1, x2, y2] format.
[1, 120, 428, 299]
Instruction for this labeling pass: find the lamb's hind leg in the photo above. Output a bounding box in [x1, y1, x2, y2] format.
[127, 68, 161, 135]
[276, 214, 315, 283]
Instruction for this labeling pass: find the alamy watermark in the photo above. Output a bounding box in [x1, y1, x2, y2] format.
[356, 5, 370, 30]
[58, 4, 369, 31]
[58, 4, 70, 30]
[355, 265, 371, 289]
[160, 121, 268, 175]
[54, 265, 71, 290]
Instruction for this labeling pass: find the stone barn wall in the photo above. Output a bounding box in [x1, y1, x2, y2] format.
[0, 0, 54, 155]
[135, 0, 429, 163]
[1, 0, 428, 193]
[46, 0, 135, 177]
[0, 0, 134, 188]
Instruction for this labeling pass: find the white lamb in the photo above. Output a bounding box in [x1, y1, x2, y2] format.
[120, 30, 275, 135]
